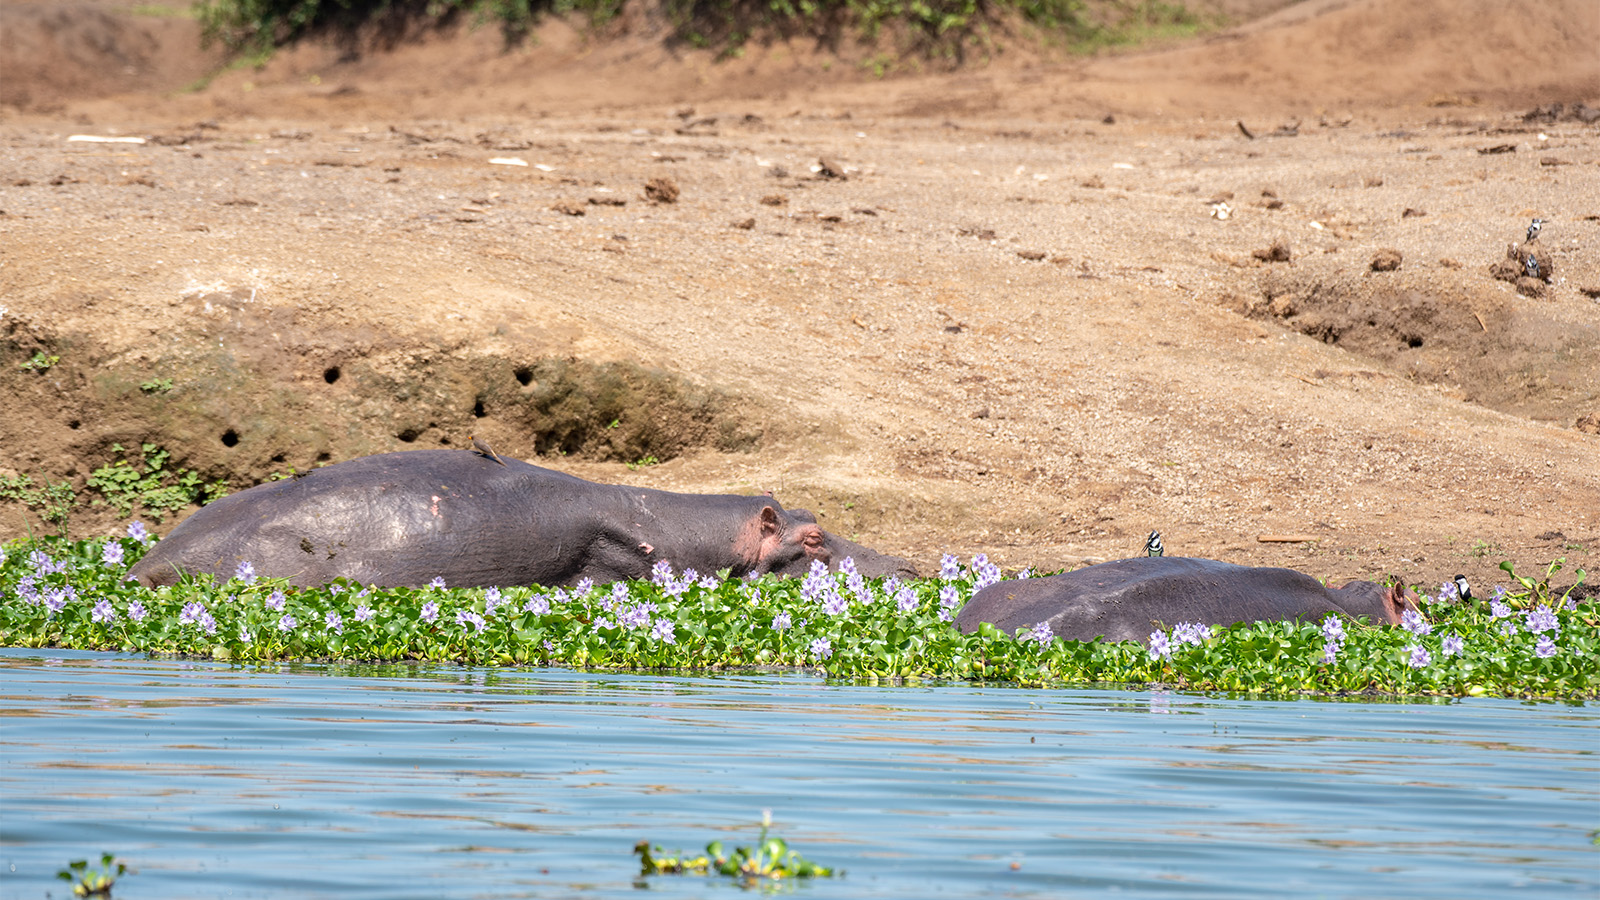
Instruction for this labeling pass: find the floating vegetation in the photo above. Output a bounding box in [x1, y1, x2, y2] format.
[636, 811, 835, 883]
[0, 531, 1593, 699]
[56, 852, 127, 898]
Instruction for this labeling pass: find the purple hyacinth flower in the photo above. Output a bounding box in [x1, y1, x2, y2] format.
[572, 577, 595, 598]
[1500, 619, 1519, 637]
[91, 599, 117, 623]
[939, 553, 961, 580]
[1534, 635, 1557, 658]
[428, 576, 446, 589]
[1320, 615, 1345, 644]
[523, 594, 551, 615]
[1406, 645, 1431, 668]
[1441, 633, 1465, 657]
[1148, 631, 1172, 659]
[620, 604, 652, 629]
[128, 599, 147, 622]
[1025, 621, 1054, 647]
[1489, 598, 1511, 619]
[277, 613, 297, 633]
[1321, 640, 1340, 664]
[234, 561, 257, 585]
[179, 601, 204, 625]
[772, 612, 792, 631]
[809, 637, 833, 661]
[594, 615, 614, 631]
[651, 618, 676, 644]
[354, 605, 374, 622]
[456, 609, 485, 633]
[101, 541, 125, 567]
[1401, 608, 1432, 637]
[127, 520, 151, 543]
[420, 601, 439, 623]
[973, 556, 1002, 591]
[894, 586, 919, 613]
[325, 611, 344, 634]
[821, 587, 849, 616]
[483, 586, 504, 614]
[266, 589, 286, 611]
[198, 611, 217, 635]
[650, 560, 673, 586]
[1524, 605, 1559, 635]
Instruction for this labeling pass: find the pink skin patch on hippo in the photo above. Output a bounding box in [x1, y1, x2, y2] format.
[430, 495, 441, 518]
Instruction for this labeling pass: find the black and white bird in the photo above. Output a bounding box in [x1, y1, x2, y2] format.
[1145, 530, 1164, 557]
[1453, 574, 1472, 603]
[1525, 254, 1540, 279]
[1526, 218, 1543, 243]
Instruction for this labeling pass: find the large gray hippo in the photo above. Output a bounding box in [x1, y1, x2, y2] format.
[129, 450, 915, 588]
[954, 557, 1415, 643]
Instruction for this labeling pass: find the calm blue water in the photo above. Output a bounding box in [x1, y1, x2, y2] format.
[1, 649, 1595, 899]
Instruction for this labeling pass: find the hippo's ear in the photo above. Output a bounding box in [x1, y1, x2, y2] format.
[759, 505, 782, 537]
[1384, 581, 1418, 622]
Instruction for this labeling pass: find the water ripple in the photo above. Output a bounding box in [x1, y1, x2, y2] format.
[1, 649, 1594, 899]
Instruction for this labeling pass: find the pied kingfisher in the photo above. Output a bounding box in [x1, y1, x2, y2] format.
[1145, 531, 1164, 557]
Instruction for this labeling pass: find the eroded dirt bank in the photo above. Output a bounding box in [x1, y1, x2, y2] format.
[2, 0, 1597, 594]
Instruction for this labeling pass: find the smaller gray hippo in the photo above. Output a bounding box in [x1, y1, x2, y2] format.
[954, 557, 1416, 643]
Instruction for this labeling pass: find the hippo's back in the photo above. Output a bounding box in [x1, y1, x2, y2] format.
[955, 557, 1355, 644]
[129, 450, 590, 588]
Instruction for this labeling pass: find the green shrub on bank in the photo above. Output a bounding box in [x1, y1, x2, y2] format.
[1, 532, 1592, 699]
[195, 0, 1208, 60]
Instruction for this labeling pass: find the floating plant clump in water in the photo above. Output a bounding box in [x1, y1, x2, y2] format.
[635, 810, 835, 882]
[56, 852, 127, 898]
[0, 536, 1593, 699]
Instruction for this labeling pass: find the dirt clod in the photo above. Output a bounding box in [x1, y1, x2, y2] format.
[643, 177, 679, 203]
[1370, 249, 1403, 272]
[1254, 240, 1292, 263]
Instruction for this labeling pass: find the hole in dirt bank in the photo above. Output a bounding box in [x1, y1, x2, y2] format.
[324, 366, 341, 384]
[397, 428, 421, 443]
[220, 429, 239, 447]
[1237, 270, 1600, 427]
[472, 398, 486, 418]
[514, 367, 534, 387]
[316, 452, 330, 462]
[511, 358, 762, 463]
[68, 419, 81, 430]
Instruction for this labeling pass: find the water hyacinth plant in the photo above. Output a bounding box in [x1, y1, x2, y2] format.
[635, 810, 834, 882]
[0, 535, 1593, 699]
